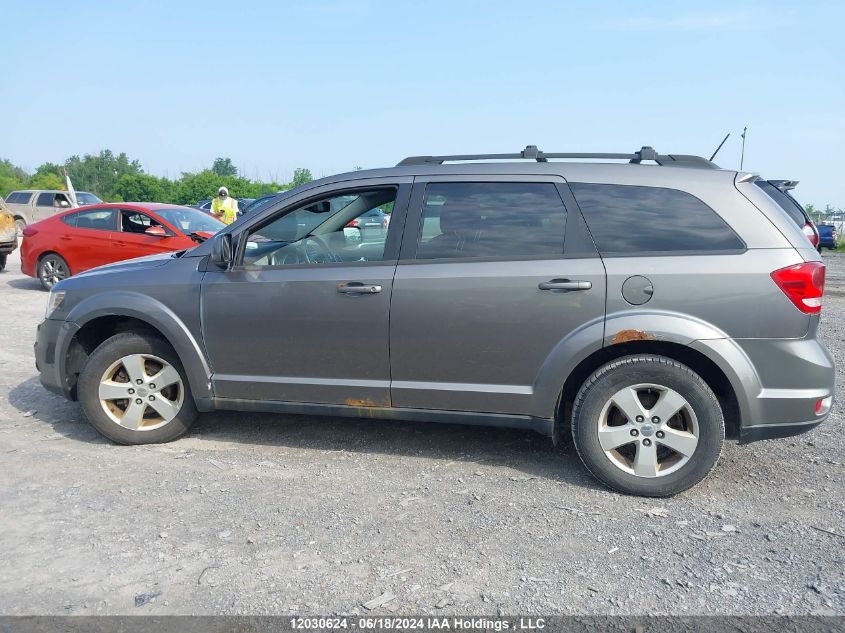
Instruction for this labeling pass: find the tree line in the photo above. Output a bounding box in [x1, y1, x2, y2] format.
[0, 151, 315, 204]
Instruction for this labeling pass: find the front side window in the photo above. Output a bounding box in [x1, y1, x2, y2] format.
[121, 210, 165, 234]
[72, 208, 117, 231]
[570, 183, 745, 254]
[242, 188, 397, 267]
[415, 182, 567, 260]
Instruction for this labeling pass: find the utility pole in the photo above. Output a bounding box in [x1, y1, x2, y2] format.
[740, 126, 748, 170]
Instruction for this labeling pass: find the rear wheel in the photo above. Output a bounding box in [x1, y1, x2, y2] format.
[571, 355, 724, 497]
[37, 253, 70, 290]
[0, 254, 6, 271]
[77, 332, 198, 444]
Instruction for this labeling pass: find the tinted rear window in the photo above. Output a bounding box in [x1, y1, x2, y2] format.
[754, 181, 805, 227]
[7, 192, 32, 204]
[415, 182, 567, 260]
[570, 183, 744, 254]
[36, 192, 54, 206]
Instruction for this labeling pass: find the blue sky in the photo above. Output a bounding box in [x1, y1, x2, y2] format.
[2, 0, 843, 206]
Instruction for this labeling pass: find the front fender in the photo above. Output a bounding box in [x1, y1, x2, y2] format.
[64, 291, 212, 401]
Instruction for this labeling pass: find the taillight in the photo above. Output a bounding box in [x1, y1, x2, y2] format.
[803, 222, 819, 247]
[770, 261, 825, 314]
[22, 226, 37, 238]
[346, 218, 360, 228]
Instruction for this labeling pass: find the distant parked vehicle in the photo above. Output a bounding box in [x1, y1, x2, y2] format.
[5, 189, 102, 235]
[817, 224, 838, 250]
[21, 203, 224, 289]
[194, 197, 256, 217]
[194, 199, 213, 212]
[0, 196, 18, 271]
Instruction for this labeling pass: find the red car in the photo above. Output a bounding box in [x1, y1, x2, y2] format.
[21, 203, 225, 289]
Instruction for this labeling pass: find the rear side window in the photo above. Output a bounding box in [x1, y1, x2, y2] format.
[754, 181, 805, 227]
[415, 182, 567, 260]
[570, 183, 744, 255]
[7, 192, 32, 204]
[36, 192, 55, 206]
[74, 209, 117, 231]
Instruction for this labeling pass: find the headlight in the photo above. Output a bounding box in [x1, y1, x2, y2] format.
[45, 290, 66, 318]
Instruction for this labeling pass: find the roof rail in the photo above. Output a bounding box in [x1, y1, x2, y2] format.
[397, 145, 718, 169]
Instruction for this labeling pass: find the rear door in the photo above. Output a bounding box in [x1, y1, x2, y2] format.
[34, 192, 57, 221]
[59, 207, 118, 272]
[389, 176, 606, 416]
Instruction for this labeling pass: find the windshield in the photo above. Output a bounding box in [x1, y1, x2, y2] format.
[156, 207, 225, 234]
[75, 192, 103, 205]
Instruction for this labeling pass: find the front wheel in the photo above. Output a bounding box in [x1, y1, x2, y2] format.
[77, 332, 198, 444]
[571, 355, 724, 497]
[0, 254, 6, 271]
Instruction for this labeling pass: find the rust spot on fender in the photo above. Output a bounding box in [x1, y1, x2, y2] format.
[612, 329, 654, 345]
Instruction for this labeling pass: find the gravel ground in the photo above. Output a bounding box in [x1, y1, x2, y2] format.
[0, 249, 843, 616]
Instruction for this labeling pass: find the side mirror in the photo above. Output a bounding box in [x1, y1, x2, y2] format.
[144, 225, 168, 237]
[58, 200, 70, 208]
[210, 233, 233, 268]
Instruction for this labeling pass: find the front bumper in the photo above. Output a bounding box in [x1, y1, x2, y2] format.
[35, 318, 80, 399]
[0, 238, 16, 255]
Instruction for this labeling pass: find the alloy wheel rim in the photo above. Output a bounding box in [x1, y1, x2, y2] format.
[40, 257, 68, 287]
[98, 353, 183, 431]
[597, 383, 699, 478]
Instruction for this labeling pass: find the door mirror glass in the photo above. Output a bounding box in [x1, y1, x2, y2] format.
[58, 199, 70, 208]
[145, 225, 167, 237]
[210, 233, 233, 268]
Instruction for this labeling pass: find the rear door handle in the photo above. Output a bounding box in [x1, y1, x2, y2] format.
[337, 282, 382, 295]
[539, 279, 592, 291]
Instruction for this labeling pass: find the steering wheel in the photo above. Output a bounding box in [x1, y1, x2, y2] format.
[301, 235, 340, 264]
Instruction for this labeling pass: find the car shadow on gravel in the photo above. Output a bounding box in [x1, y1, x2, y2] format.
[6, 277, 43, 290]
[8, 377, 603, 492]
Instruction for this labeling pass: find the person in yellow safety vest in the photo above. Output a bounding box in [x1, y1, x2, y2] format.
[211, 186, 238, 224]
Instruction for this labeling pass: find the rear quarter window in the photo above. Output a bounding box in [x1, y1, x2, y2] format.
[570, 183, 745, 255]
[754, 181, 806, 227]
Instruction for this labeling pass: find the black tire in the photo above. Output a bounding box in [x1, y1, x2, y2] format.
[77, 332, 198, 445]
[37, 253, 71, 290]
[0, 253, 6, 271]
[571, 355, 724, 497]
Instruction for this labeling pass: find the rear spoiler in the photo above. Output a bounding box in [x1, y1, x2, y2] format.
[768, 179, 799, 192]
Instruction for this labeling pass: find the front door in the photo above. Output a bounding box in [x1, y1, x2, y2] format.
[389, 177, 606, 416]
[201, 180, 411, 405]
[114, 209, 184, 260]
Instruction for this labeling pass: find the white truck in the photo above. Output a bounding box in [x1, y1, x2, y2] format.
[5, 189, 102, 234]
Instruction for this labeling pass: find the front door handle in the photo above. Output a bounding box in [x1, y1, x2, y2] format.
[337, 282, 382, 295]
[538, 279, 592, 291]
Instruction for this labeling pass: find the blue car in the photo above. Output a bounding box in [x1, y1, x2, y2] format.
[817, 224, 838, 250]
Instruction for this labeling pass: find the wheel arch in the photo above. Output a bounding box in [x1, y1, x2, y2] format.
[62, 293, 212, 405]
[557, 341, 743, 441]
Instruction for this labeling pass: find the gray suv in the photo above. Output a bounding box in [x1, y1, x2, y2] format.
[34, 146, 835, 496]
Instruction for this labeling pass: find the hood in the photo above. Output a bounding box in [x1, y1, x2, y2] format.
[74, 251, 176, 278]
